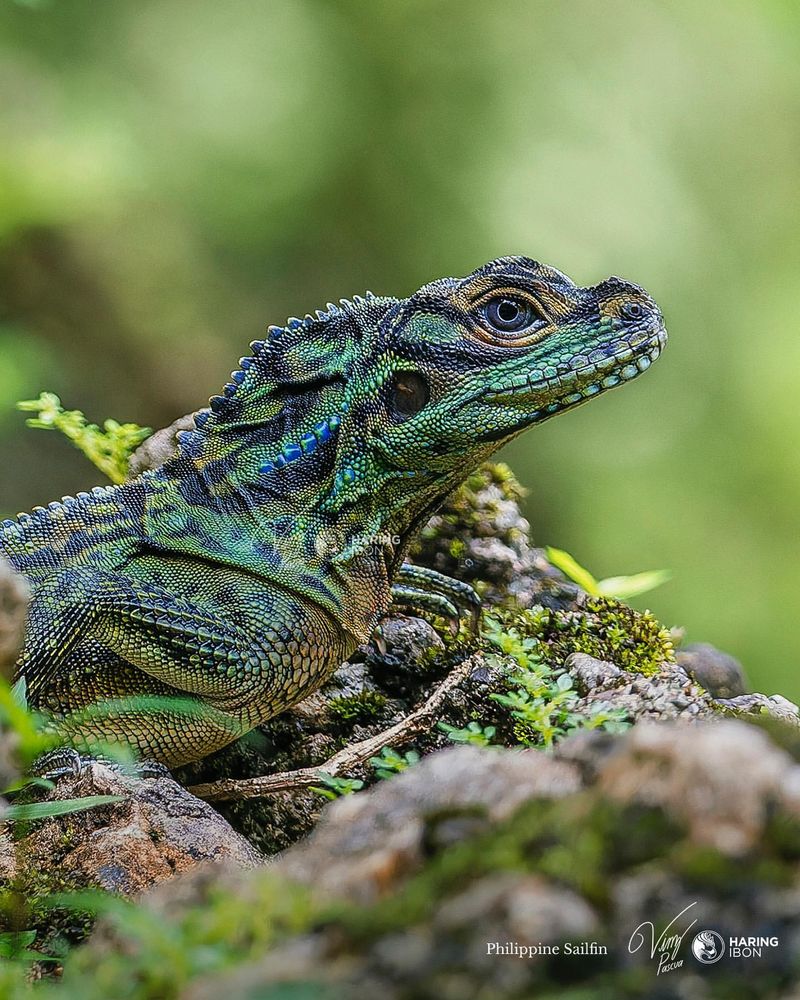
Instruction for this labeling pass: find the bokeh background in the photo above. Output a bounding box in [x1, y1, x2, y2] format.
[1, 0, 798, 696]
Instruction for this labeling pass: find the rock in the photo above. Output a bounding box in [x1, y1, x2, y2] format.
[363, 615, 446, 695]
[769, 693, 800, 716]
[278, 745, 581, 904]
[65, 720, 800, 999]
[8, 761, 261, 896]
[716, 692, 800, 728]
[565, 652, 622, 694]
[0, 556, 29, 681]
[127, 413, 196, 476]
[559, 651, 716, 730]
[590, 719, 800, 855]
[676, 642, 748, 698]
[0, 833, 16, 881]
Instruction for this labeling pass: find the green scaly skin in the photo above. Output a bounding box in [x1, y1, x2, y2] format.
[0, 256, 666, 766]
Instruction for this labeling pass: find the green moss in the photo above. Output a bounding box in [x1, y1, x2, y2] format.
[463, 461, 526, 504]
[415, 461, 526, 545]
[447, 538, 466, 560]
[488, 598, 674, 678]
[330, 792, 685, 940]
[328, 691, 388, 727]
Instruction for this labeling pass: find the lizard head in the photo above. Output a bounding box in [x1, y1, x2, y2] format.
[332, 256, 666, 488]
[185, 256, 665, 552]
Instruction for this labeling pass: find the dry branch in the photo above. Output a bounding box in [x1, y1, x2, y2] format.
[188, 654, 477, 802]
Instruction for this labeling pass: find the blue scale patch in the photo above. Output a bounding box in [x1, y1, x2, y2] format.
[260, 410, 345, 475]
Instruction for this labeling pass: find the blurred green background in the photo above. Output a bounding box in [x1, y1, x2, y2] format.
[0, 0, 798, 696]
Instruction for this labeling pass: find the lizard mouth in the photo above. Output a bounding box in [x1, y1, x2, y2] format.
[484, 328, 667, 418]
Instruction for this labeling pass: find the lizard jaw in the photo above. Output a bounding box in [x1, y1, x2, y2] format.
[483, 327, 667, 419]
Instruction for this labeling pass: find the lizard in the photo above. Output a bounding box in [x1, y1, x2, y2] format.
[0, 256, 667, 767]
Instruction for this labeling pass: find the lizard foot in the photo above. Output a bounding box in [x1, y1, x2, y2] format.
[31, 747, 86, 781]
[391, 563, 481, 635]
[32, 748, 170, 781]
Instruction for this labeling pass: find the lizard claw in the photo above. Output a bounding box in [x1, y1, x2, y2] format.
[31, 747, 86, 781]
[372, 623, 388, 657]
[390, 563, 482, 636]
[31, 748, 169, 781]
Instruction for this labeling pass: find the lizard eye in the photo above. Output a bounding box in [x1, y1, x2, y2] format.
[621, 301, 644, 321]
[482, 296, 543, 335]
[389, 372, 430, 422]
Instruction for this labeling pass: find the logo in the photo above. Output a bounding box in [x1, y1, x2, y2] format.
[312, 527, 346, 558]
[691, 930, 724, 965]
[309, 528, 401, 560]
[628, 901, 697, 976]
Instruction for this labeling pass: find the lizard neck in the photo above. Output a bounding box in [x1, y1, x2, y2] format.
[309, 457, 489, 576]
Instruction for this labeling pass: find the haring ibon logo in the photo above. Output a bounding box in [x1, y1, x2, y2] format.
[691, 930, 725, 965]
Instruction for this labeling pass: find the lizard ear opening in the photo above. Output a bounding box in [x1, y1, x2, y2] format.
[388, 372, 430, 422]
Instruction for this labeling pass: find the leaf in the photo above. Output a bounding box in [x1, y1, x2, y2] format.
[2, 794, 123, 822]
[2, 775, 55, 795]
[310, 772, 363, 797]
[546, 547, 671, 600]
[11, 675, 27, 709]
[309, 786, 337, 800]
[545, 546, 600, 595]
[0, 929, 59, 963]
[0, 930, 36, 956]
[36, 888, 130, 916]
[7, 950, 59, 962]
[596, 569, 671, 600]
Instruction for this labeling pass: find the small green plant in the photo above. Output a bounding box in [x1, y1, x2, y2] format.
[565, 700, 631, 735]
[17, 392, 151, 484]
[0, 929, 57, 965]
[491, 671, 578, 749]
[310, 771, 364, 800]
[483, 613, 544, 670]
[368, 746, 420, 779]
[546, 545, 670, 601]
[437, 721, 497, 747]
[483, 611, 630, 748]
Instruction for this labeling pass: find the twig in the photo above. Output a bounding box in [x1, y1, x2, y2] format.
[188, 654, 478, 802]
